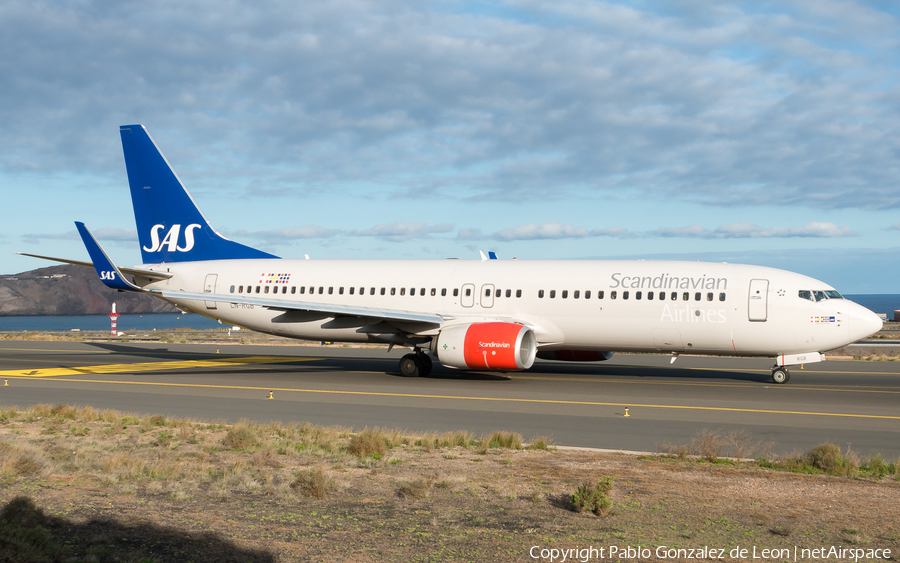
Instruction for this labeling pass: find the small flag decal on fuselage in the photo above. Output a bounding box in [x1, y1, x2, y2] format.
[811, 316, 835, 323]
[260, 273, 291, 284]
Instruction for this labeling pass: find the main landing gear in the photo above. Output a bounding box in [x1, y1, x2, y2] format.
[771, 367, 790, 384]
[399, 351, 433, 377]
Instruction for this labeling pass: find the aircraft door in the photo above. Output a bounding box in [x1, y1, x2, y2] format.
[748, 279, 768, 321]
[480, 284, 495, 308]
[461, 283, 475, 307]
[204, 274, 218, 310]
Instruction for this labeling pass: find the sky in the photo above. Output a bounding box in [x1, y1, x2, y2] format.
[2, 0, 899, 293]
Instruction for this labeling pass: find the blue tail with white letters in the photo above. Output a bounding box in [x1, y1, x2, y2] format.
[120, 124, 278, 264]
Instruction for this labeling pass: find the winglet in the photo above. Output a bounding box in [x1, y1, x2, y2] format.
[74, 222, 143, 292]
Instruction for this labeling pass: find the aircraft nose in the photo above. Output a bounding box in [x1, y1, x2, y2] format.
[846, 303, 883, 342]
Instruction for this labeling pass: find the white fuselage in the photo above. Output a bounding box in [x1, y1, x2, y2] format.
[138, 258, 881, 357]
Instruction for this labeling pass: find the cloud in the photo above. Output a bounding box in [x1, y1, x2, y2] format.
[353, 222, 453, 242]
[492, 223, 628, 241]
[21, 228, 137, 245]
[0, 0, 897, 210]
[229, 226, 343, 246]
[889, 224, 900, 231]
[649, 222, 856, 239]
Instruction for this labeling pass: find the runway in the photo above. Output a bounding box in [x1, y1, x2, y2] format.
[1, 340, 899, 457]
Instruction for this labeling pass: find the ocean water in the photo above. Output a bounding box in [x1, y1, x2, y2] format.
[0, 313, 223, 332]
[1, 294, 897, 332]
[845, 294, 900, 316]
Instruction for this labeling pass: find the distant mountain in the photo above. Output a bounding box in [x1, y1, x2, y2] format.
[0, 264, 177, 316]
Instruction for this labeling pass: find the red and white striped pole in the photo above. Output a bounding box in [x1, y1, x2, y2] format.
[109, 302, 119, 336]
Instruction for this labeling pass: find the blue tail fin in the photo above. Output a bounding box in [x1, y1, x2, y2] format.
[120, 125, 278, 263]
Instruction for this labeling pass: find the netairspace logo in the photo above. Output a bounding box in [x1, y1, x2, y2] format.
[528, 545, 892, 562]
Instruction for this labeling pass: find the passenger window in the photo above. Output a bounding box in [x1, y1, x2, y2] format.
[421, 288, 426, 296]
[538, 290, 545, 298]
[465, 288, 471, 297]
[230, 285, 235, 293]
[410, 288, 415, 296]
[360, 287, 364, 295]
[584, 290, 590, 299]
[573, 290, 580, 299]
[283, 286, 287, 294]
[328, 287, 333, 295]
[671, 292, 677, 301]
[516, 289, 522, 298]
[441, 288, 447, 296]
[379, 287, 385, 295]
[598, 290, 604, 299]
[550, 290, 556, 298]
[431, 288, 436, 296]
[309, 286, 314, 294]
[611, 291, 617, 300]
[682, 292, 688, 301]
[300, 286, 305, 294]
[391, 288, 396, 295]
[349, 287, 354, 295]
[319, 287, 324, 294]
[636, 291, 641, 300]
[647, 291, 653, 300]
[706, 292, 713, 301]
[453, 288, 459, 297]
[238, 286, 243, 294]
[255, 286, 260, 294]
[505, 289, 511, 298]
[561, 290, 567, 299]
[485, 288, 490, 297]
[264, 286, 269, 294]
[694, 292, 701, 301]
[338, 287, 343, 295]
[291, 287, 296, 294]
[623, 291, 629, 300]
[495, 289, 501, 298]
[719, 292, 726, 301]
[401, 288, 406, 296]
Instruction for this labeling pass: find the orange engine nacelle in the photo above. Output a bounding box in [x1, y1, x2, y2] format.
[536, 350, 615, 362]
[434, 322, 537, 371]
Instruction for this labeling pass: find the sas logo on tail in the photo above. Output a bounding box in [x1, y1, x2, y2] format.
[143, 224, 202, 253]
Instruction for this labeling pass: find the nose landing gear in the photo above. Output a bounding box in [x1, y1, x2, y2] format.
[399, 351, 433, 377]
[771, 367, 790, 384]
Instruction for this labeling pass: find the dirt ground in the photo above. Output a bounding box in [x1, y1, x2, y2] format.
[1, 408, 898, 563]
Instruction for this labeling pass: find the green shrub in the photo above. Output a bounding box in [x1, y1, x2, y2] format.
[348, 428, 388, 458]
[807, 444, 842, 473]
[222, 425, 259, 450]
[290, 469, 334, 499]
[571, 478, 614, 516]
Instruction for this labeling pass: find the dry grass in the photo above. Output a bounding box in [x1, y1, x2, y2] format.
[1, 405, 899, 562]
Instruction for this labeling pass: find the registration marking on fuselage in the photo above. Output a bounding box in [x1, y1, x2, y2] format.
[0, 356, 319, 378]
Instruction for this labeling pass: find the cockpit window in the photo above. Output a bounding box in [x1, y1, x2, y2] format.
[799, 289, 844, 302]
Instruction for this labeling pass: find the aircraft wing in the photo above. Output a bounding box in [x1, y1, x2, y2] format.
[15, 252, 174, 282]
[151, 289, 448, 325]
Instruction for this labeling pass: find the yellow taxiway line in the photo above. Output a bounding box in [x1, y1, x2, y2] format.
[4, 375, 898, 421]
[0, 356, 318, 378]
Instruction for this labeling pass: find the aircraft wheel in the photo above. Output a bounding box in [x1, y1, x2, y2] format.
[772, 367, 790, 384]
[418, 353, 433, 377]
[399, 354, 422, 377]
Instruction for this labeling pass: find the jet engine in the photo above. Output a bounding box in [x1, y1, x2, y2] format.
[434, 322, 536, 371]
[536, 350, 614, 361]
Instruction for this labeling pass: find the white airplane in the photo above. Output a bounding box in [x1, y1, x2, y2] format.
[20, 125, 883, 384]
